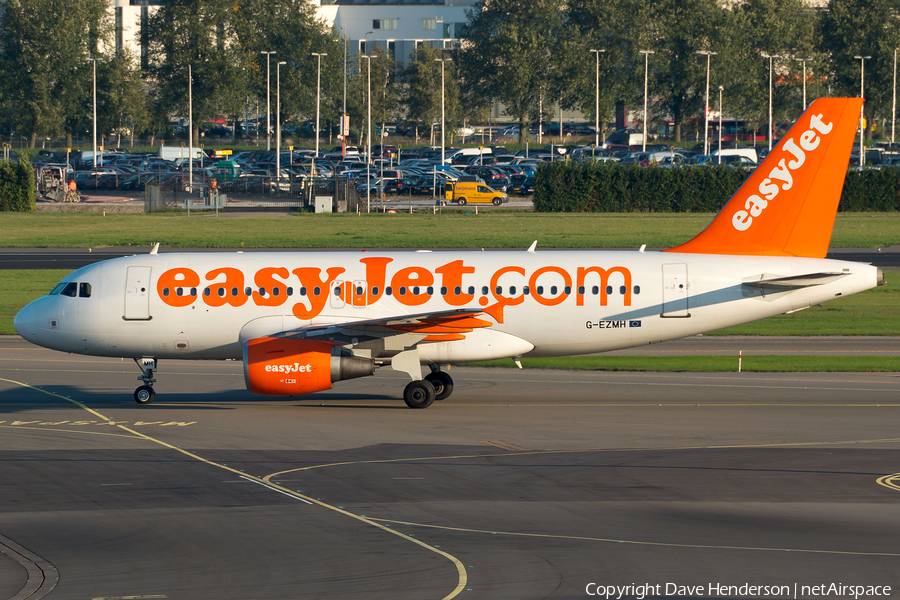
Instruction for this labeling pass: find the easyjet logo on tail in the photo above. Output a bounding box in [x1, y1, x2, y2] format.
[732, 113, 834, 232]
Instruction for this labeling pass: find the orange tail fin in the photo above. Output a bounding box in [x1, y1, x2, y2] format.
[664, 97, 863, 258]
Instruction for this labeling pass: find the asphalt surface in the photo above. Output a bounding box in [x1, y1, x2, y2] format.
[1, 337, 899, 599]
[2, 247, 900, 270]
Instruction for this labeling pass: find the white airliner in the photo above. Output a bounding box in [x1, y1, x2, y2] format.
[15, 98, 882, 408]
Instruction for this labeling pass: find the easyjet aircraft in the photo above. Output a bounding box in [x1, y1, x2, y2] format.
[15, 98, 882, 408]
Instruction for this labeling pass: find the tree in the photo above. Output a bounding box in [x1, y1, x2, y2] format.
[401, 44, 464, 142]
[821, 0, 900, 139]
[566, 0, 651, 140]
[143, 0, 255, 146]
[0, 0, 110, 147]
[457, 0, 568, 144]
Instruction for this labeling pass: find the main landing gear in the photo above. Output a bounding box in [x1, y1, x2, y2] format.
[133, 357, 157, 405]
[402, 366, 454, 409]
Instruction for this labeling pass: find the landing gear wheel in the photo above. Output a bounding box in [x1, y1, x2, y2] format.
[134, 385, 155, 405]
[457, 197, 467, 206]
[403, 380, 436, 409]
[425, 372, 454, 401]
[492, 197, 501, 206]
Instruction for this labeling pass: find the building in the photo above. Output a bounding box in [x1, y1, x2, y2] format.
[312, 0, 476, 64]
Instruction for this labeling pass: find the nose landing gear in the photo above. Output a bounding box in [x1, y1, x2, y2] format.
[133, 357, 157, 405]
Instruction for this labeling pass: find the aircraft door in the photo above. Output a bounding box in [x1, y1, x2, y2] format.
[661, 263, 690, 318]
[330, 281, 346, 309]
[124, 266, 152, 320]
[351, 280, 368, 307]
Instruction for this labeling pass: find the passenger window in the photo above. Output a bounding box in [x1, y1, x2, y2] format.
[441, 286, 448, 295]
[399, 287, 407, 296]
[386, 287, 392, 296]
[204, 288, 211, 297]
[412, 287, 420, 296]
[61, 282, 77, 297]
[355, 286, 363, 295]
[592, 286, 599, 295]
[467, 286, 475, 295]
[564, 286, 571, 294]
[481, 286, 489, 295]
[79, 283, 91, 298]
[606, 286, 613, 294]
[231, 287, 239, 297]
[300, 287, 307, 296]
[620, 286, 627, 295]
[287, 287, 293, 296]
[523, 286, 530, 295]
[218, 288, 226, 297]
[453, 286, 461, 295]
[578, 286, 585, 295]
[495, 286, 502, 295]
[191, 288, 197, 296]
[333, 287, 340, 296]
[245, 287, 252, 296]
[273, 287, 280, 296]
[509, 286, 516, 295]
[162, 288, 170, 297]
[634, 286, 641, 294]
[260, 288, 267, 296]
[427, 286, 434, 295]
[537, 286, 544, 295]
[313, 287, 321, 296]
[176, 288, 183, 297]
[550, 286, 558, 295]
[49, 283, 67, 296]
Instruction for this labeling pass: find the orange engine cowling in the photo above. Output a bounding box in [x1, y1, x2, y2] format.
[243, 337, 374, 396]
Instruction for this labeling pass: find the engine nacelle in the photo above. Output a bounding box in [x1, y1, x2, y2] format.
[243, 337, 374, 396]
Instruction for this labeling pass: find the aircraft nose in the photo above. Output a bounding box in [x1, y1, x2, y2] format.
[14, 304, 35, 339]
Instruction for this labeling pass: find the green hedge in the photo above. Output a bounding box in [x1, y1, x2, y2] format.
[0, 158, 35, 212]
[533, 163, 900, 213]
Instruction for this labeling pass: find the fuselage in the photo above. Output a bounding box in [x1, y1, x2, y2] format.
[14, 249, 880, 362]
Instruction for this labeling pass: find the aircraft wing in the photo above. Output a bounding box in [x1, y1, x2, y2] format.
[275, 308, 495, 345]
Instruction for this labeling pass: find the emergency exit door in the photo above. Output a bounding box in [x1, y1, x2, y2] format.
[124, 266, 152, 320]
[661, 263, 690, 317]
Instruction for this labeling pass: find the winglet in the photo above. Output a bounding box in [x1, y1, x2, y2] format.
[664, 98, 863, 258]
[150, 243, 160, 255]
[527, 240, 537, 253]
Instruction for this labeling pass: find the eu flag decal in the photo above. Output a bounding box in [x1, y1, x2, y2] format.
[629, 320, 642, 328]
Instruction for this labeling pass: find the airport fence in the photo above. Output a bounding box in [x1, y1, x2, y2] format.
[534, 163, 900, 213]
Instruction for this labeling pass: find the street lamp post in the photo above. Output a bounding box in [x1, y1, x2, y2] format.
[795, 58, 812, 110]
[696, 50, 717, 156]
[893, 48, 898, 144]
[312, 52, 327, 175]
[435, 57, 452, 166]
[640, 50, 654, 152]
[86, 57, 100, 171]
[761, 53, 780, 152]
[718, 85, 724, 164]
[854, 55, 871, 167]
[341, 26, 348, 157]
[261, 51, 275, 151]
[589, 49, 605, 148]
[360, 53, 371, 213]
[276, 61, 286, 180]
[188, 63, 192, 195]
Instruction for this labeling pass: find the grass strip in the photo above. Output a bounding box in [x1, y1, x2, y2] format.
[1, 212, 899, 249]
[466, 355, 900, 372]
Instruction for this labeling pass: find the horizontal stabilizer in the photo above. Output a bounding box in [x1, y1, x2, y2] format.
[742, 272, 848, 290]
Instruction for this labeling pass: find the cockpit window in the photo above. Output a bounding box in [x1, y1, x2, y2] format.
[79, 283, 92, 298]
[60, 282, 78, 297]
[49, 282, 67, 295]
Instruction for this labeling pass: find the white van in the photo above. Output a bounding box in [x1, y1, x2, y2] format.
[445, 147, 492, 162]
[711, 148, 758, 164]
[158, 146, 208, 162]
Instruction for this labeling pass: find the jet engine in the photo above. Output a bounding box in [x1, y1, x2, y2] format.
[243, 337, 374, 396]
